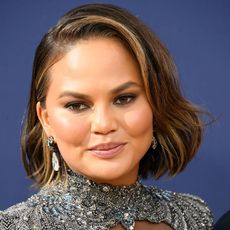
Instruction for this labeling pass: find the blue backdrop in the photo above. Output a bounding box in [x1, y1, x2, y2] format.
[0, 0, 229, 223]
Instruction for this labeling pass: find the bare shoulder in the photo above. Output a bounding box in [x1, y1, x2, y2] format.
[111, 222, 172, 230]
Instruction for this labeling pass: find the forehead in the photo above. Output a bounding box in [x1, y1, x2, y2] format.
[47, 37, 143, 91]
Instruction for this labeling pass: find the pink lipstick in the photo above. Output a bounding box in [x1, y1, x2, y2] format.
[88, 142, 126, 159]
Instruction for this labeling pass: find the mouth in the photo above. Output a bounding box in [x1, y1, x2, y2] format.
[88, 142, 126, 159]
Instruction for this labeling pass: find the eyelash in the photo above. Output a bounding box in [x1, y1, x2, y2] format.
[64, 94, 137, 112]
[114, 94, 136, 105]
[64, 102, 89, 112]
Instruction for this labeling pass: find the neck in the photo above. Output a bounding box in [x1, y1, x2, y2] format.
[69, 167, 139, 187]
[86, 173, 139, 187]
[67, 169, 141, 190]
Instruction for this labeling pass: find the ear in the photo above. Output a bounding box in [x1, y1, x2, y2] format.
[36, 102, 53, 137]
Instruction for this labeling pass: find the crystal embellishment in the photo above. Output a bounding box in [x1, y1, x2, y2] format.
[0, 170, 213, 229]
[52, 151, 60, 171]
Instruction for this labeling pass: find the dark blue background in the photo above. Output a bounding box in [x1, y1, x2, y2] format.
[0, 0, 229, 223]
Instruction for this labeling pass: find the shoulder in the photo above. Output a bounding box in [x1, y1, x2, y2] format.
[0, 187, 64, 230]
[0, 193, 44, 230]
[171, 191, 213, 227]
[0, 202, 29, 229]
[148, 186, 213, 229]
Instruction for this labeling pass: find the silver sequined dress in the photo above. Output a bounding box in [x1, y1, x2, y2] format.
[0, 170, 213, 229]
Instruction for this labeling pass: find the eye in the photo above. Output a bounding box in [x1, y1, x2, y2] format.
[114, 94, 136, 105]
[64, 102, 89, 112]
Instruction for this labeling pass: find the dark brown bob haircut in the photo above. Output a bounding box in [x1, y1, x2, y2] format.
[21, 3, 205, 187]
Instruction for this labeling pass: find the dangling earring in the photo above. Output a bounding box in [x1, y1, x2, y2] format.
[152, 136, 157, 149]
[47, 136, 60, 172]
[52, 152, 60, 172]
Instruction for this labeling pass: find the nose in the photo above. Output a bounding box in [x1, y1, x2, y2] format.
[91, 105, 117, 135]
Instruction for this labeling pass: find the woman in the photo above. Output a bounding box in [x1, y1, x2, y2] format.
[0, 3, 213, 230]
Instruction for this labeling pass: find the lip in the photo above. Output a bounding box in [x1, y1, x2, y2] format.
[88, 142, 126, 159]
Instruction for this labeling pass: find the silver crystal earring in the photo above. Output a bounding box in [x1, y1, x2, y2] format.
[47, 136, 60, 172]
[52, 152, 60, 172]
[152, 136, 157, 149]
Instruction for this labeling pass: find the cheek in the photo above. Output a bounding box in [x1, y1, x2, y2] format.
[123, 105, 153, 136]
[49, 110, 89, 145]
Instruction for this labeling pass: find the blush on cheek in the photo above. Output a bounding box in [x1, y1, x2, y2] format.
[123, 108, 153, 136]
[50, 113, 90, 145]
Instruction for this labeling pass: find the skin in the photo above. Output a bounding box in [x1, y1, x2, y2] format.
[111, 222, 172, 230]
[37, 37, 153, 186]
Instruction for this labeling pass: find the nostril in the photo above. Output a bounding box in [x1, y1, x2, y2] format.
[91, 120, 117, 135]
[91, 109, 117, 134]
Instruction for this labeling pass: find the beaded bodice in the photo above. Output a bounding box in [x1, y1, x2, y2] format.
[0, 170, 213, 229]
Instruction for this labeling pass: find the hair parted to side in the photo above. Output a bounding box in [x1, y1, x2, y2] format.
[21, 3, 205, 187]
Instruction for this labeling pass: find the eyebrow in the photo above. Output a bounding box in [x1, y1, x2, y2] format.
[111, 81, 141, 94]
[58, 81, 142, 100]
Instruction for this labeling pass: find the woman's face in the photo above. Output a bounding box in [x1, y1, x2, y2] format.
[37, 37, 153, 185]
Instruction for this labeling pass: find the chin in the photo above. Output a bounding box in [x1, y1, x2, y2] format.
[88, 169, 123, 182]
[85, 165, 137, 186]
